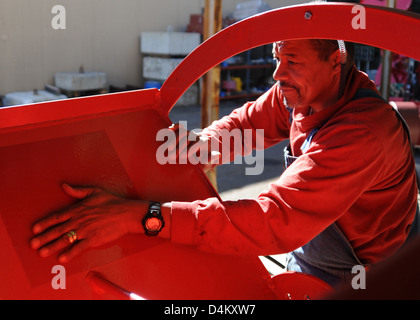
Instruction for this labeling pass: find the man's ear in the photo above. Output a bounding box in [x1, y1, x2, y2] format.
[330, 49, 343, 75]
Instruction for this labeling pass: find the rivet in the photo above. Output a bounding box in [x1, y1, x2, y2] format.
[304, 11, 313, 20]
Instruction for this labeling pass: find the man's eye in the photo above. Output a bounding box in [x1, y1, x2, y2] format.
[288, 60, 297, 65]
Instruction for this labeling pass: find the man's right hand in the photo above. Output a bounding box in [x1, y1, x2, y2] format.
[167, 123, 221, 172]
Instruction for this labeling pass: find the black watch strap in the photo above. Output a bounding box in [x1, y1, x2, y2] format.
[142, 201, 164, 236]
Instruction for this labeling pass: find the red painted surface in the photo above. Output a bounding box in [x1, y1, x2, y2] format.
[1, 3, 419, 299]
[0, 89, 277, 299]
[271, 272, 333, 300]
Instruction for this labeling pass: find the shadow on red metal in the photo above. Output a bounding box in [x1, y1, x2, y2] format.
[271, 272, 333, 300]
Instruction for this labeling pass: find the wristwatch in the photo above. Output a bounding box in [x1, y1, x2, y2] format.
[142, 202, 165, 236]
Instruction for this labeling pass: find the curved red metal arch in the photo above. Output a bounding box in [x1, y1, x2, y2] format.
[160, 3, 420, 114]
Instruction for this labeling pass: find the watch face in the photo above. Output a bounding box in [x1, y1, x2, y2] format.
[145, 217, 162, 232]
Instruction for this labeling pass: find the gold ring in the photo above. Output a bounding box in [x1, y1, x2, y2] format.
[64, 231, 77, 244]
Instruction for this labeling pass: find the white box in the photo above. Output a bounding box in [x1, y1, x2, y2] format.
[4, 90, 67, 106]
[55, 72, 107, 91]
[143, 56, 183, 81]
[140, 32, 201, 56]
[176, 84, 199, 106]
[233, 0, 271, 20]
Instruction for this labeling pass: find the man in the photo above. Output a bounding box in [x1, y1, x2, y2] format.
[30, 39, 417, 288]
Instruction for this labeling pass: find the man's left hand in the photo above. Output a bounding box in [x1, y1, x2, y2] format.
[30, 184, 147, 263]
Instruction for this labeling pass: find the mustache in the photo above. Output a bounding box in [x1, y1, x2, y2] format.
[277, 82, 299, 92]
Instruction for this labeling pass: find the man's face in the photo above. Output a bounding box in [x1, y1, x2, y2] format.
[272, 40, 340, 111]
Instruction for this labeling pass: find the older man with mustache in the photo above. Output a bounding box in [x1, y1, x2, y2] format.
[31, 39, 417, 288]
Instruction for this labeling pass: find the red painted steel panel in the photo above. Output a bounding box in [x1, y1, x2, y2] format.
[0, 90, 276, 299]
[271, 272, 333, 300]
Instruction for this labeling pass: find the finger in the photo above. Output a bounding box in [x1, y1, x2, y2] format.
[187, 140, 203, 157]
[177, 134, 192, 161]
[58, 238, 91, 263]
[32, 210, 72, 235]
[180, 132, 205, 162]
[36, 231, 77, 258]
[31, 221, 76, 249]
[62, 183, 96, 200]
[37, 228, 84, 259]
[210, 151, 222, 165]
[32, 184, 94, 235]
[168, 123, 195, 153]
[169, 123, 179, 130]
[168, 127, 189, 153]
[185, 137, 212, 161]
[168, 123, 182, 143]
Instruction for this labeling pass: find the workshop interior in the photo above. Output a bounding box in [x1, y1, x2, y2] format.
[0, 0, 420, 300]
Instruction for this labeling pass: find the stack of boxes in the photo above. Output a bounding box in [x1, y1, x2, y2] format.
[233, 0, 271, 21]
[140, 31, 201, 106]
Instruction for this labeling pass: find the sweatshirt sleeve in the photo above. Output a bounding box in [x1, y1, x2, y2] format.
[170, 120, 388, 257]
[201, 84, 291, 164]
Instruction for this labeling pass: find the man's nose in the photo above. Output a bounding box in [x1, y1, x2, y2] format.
[273, 61, 288, 81]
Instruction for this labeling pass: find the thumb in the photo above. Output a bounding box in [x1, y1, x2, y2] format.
[62, 183, 96, 199]
[210, 151, 222, 165]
